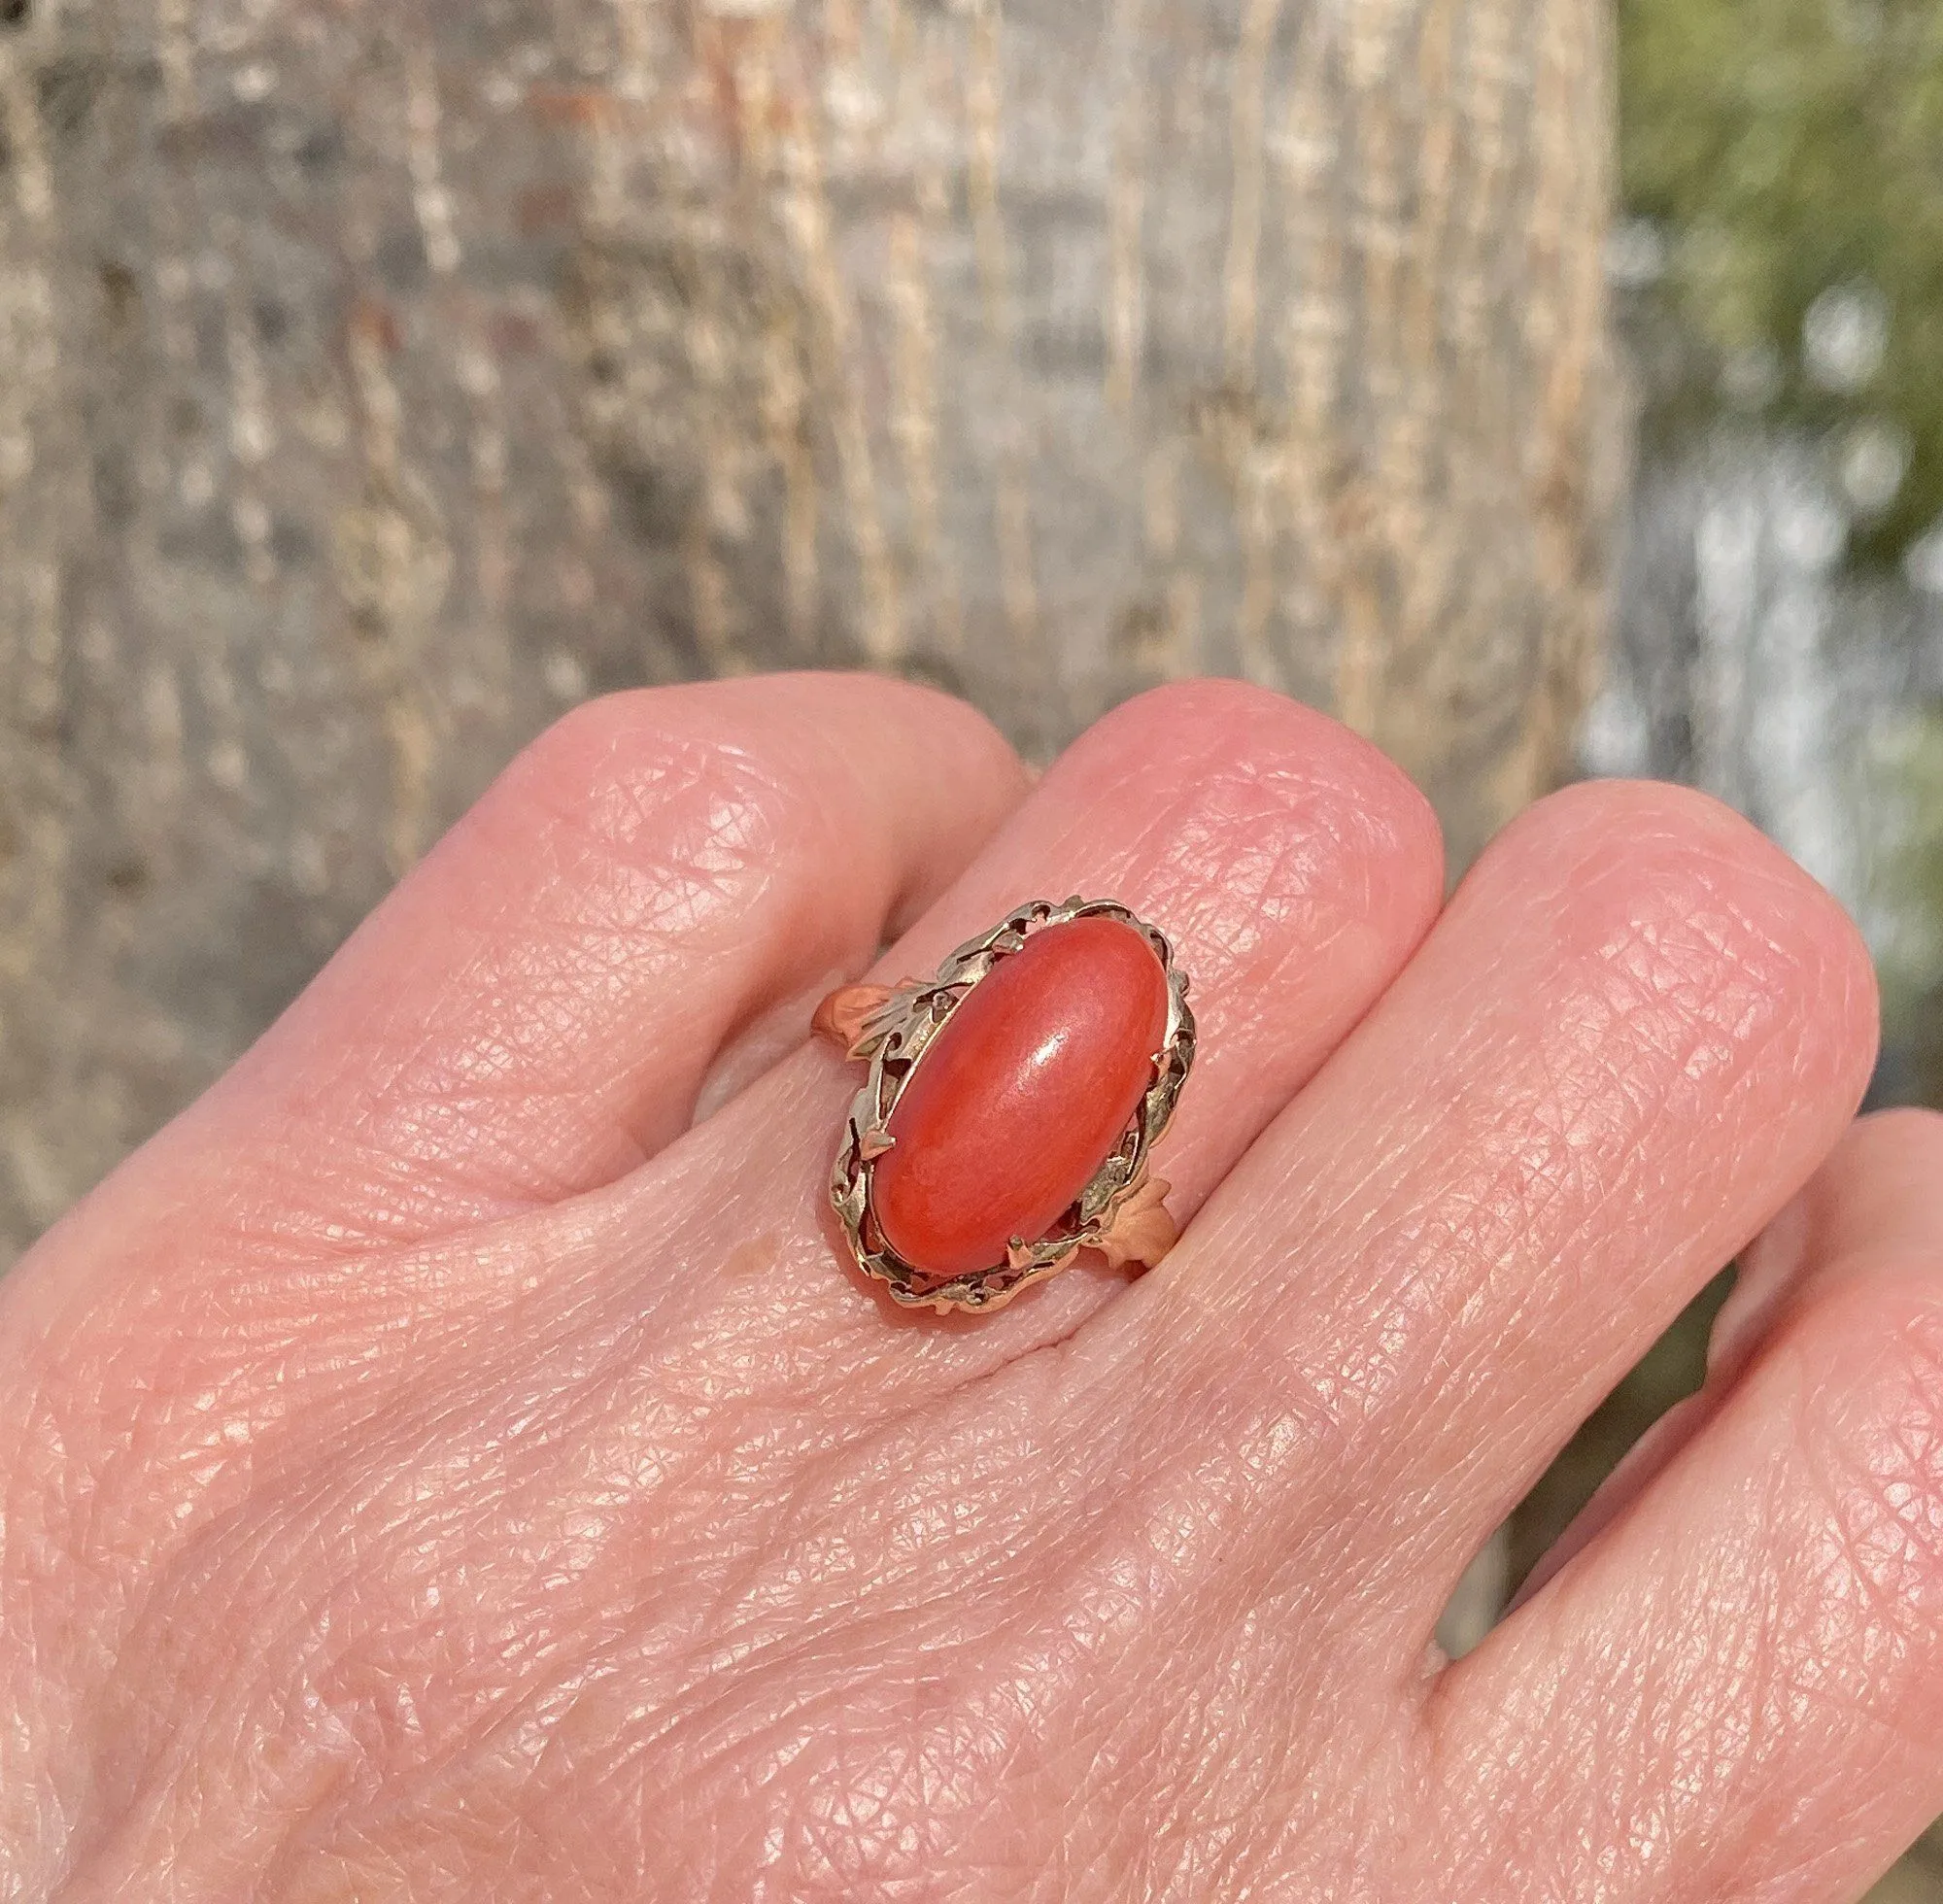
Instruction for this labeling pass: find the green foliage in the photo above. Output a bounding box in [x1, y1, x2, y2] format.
[1621, 0, 1943, 561]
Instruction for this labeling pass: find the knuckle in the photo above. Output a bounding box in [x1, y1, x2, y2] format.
[1076, 688, 1443, 971]
[1490, 779, 1826, 940]
[481, 699, 834, 968]
[1495, 780, 1845, 965]
[1479, 780, 1875, 1112]
[511, 688, 798, 866]
[509, 686, 662, 802]
[1103, 679, 1441, 847]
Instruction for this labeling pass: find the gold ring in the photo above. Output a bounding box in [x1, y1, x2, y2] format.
[812, 897, 1195, 1314]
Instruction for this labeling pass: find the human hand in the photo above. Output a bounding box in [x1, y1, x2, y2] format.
[4, 674, 1938, 1901]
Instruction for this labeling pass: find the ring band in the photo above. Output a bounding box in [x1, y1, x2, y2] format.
[813, 897, 1195, 1313]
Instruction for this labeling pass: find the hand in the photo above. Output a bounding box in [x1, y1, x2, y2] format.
[4, 675, 1938, 1902]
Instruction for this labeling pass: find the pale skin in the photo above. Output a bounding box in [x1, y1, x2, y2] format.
[4, 673, 1942, 1902]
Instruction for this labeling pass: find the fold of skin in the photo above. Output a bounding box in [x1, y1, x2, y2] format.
[2, 675, 1938, 1904]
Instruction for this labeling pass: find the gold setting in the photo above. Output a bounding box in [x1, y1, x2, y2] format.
[823, 897, 1195, 1314]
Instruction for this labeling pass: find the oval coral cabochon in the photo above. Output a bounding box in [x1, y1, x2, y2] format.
[869, 916, 1171, 1283]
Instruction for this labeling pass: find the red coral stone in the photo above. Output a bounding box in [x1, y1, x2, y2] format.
[870, 915, 1171, 1284]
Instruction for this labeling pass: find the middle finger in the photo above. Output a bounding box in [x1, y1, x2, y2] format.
[610, 679, 1445, 1397]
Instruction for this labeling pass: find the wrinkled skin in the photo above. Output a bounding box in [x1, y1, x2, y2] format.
[4, 675, 1942, 1903]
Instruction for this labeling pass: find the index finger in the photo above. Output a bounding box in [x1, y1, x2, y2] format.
[82, 673, 1029, 1253]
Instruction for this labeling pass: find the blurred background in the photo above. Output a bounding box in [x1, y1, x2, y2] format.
[0, 0, 1938, 1889]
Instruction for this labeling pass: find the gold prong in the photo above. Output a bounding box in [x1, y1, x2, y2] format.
[1092, 1173, 1176, 1270]
[813, 982, 896, 1051]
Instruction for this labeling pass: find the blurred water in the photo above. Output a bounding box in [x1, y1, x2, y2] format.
[1585, 425, 1943, 1102]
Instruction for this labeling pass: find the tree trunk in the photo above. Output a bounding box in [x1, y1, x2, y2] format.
[0, 0, 1619, 1256]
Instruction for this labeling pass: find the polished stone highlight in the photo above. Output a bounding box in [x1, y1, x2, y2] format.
[870, 916, 1170, 1282]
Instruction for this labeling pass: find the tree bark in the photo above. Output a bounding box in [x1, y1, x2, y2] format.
[0, 0, 1619, 1256]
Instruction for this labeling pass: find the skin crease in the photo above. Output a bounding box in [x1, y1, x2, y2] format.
[1, 674, 1941, 1901]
